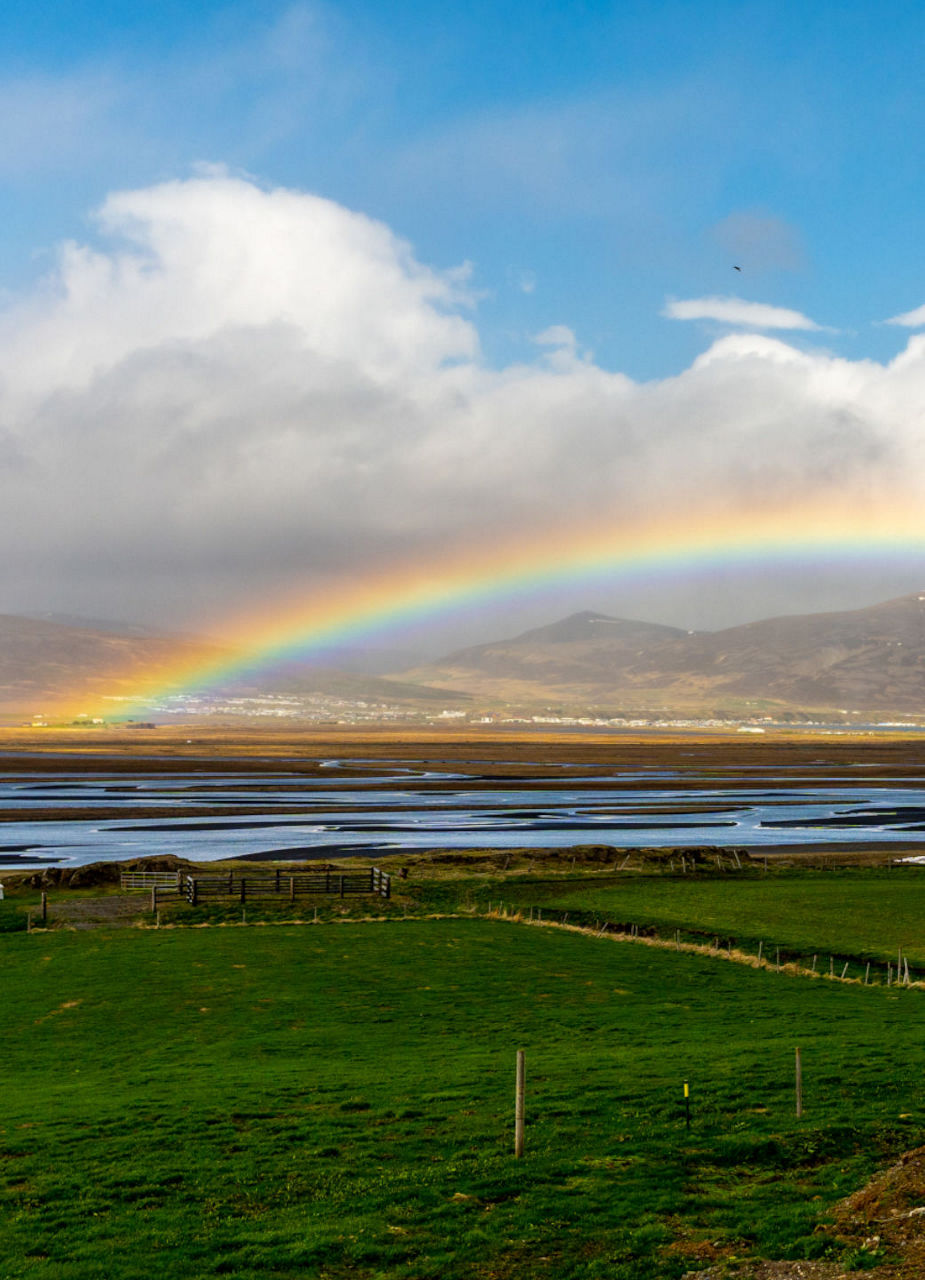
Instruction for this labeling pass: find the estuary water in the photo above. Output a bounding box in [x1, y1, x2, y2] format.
[1, 763, 925, 868]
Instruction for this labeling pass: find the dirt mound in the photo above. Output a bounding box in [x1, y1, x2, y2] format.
[402, 844, 745, 870]
[694, 1266, 847, 1279]
[121, 854, 189, 874]
[20, 854, 191, 890]
[686, 1146, 925, 1279]
[827, 1145, 925, 1275]
[22, 862, 122, 889]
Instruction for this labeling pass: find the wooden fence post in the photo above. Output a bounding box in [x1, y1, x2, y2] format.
[151, 886, 158, 914]
[41, 891, 47, 925]
[340, 875, 345, 898]
[514, 1050, 525, 1157]
[795, 1047, 803, 1118]
[289, 877, 295, 903]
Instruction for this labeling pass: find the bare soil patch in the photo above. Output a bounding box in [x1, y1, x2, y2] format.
[689, 1146, 925, 1279]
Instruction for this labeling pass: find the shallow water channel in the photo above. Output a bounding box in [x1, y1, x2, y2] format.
[2, 761, 925, 868]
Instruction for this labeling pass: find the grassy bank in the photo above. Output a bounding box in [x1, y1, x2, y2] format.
[3, 917, 925, 1278]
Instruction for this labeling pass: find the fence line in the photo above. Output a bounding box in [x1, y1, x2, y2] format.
[181, 867, 390, 906]
[487, 903, 915, 988]
[121, 867, 390, 903]
[121, 872, 182, 891]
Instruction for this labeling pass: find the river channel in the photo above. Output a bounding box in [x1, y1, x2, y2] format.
[2, 756, 925, 868]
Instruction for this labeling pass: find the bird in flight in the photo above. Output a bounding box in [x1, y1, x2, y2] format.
[733, 265, 742, 272]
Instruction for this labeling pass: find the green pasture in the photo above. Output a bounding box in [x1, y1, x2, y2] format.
[513, 868, 925, 965]
[409, 866, 925, 969]
[3, 918, 925, 1278]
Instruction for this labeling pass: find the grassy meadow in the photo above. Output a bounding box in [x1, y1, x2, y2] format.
[3, 915, 925, 1278]
[406, 865, 925, 970]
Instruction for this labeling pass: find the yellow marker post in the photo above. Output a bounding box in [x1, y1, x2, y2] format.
[684, 1080, 691, 1128]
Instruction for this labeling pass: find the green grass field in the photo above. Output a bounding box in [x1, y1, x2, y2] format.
[520, 868, 925, 966]
[4, 916, 925, 1278]
[407, 866, 925, 970]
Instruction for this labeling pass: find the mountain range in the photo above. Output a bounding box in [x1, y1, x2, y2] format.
[0, 615, 445, 718]
[398, 592, 925, 718]
[2, 591, 925, 721]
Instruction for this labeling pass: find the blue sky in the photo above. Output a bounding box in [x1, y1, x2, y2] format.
[4, 0, 925, 638]
[3, 0, 925, 379]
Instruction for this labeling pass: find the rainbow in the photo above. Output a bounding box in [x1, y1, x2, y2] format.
[90, 503, 925, 718]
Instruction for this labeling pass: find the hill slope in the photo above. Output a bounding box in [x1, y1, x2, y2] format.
[0, 614, 226, 715]
[0, 616, 458, 718]
[401, 593, 925, 717]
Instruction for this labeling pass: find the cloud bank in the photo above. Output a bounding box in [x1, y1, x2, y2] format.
[1, 172, 923, 630]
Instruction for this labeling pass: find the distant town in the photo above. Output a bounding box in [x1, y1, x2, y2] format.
[19, 690, 921, 733]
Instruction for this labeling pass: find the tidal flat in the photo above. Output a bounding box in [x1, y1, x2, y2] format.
[2, 726, 925, 869]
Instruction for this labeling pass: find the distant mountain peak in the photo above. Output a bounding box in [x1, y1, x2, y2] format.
[507, 611, 686, 646]
[411, 590, 925, 717]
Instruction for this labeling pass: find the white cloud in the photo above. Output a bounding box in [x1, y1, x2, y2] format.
[885, 303, 925, 328]
[663, 295, 822, 330]
[0, 173, 923, 629]
[0, 171, 476, 401]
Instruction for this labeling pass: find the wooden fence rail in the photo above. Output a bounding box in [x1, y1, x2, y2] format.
[121, 872, 182, 892]
[181, 867, 390, 906]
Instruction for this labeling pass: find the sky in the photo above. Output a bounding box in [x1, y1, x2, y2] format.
[4, 0, 925, 651]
